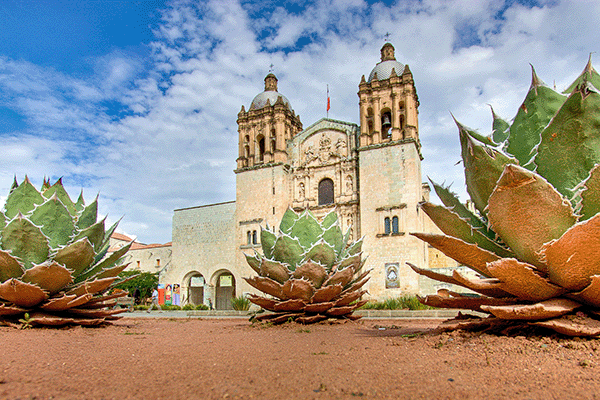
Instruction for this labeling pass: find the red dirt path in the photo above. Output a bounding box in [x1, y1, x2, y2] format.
[1, 317, 600, 399]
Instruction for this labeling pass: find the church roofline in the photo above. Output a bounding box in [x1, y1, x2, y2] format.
[174, 200, 235, 212]
[291, 117, 359, 141]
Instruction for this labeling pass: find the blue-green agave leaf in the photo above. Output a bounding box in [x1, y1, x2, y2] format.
[54, 237, 96, 278]
[535, 82, 600, 199]
[0, 213, 50, 269]
[279, 208, 300, 235]
[41, 178, 76, 215]
[271, 234, 304, 270]
[29, 194, 76, 249]
[505, 65, 567, 167]
[321, 223, 345, 256]
[420, 202, 514, 259]
[490, 105, 510, 144]
[321, 210, 338, 230]
[77, 241, 132, 283]
[72, 218, 105, 251]
[459, 122, 518, 215]
[77, 195, 98, 230]
[302, 240, 337, 272]
[563, 55, 600, 95]
[578, 164, 600, 221]
[3, 177, 44, 219]
[74, 190, 85, 212]
[260, 227, 276, 259]
[290, 211, 323, 250]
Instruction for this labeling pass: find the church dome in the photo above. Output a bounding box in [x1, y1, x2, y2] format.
[249, 73, 293, 111]
[367, 43, 404, 82]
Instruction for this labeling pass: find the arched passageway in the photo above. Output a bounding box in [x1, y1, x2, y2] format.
[215, 272, 235, 310]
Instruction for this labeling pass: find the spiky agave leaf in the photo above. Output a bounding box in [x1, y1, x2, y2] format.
[0, 177, 133, 328]
[244, 209, 368, 324]
[410, 59, 600, 337]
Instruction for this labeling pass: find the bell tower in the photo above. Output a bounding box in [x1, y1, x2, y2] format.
[357, 42, 427, 298]
[236, 73, 302, 169]
[358, 43, 420, 147]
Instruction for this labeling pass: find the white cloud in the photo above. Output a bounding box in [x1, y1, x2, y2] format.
[0, 0, 598, 243]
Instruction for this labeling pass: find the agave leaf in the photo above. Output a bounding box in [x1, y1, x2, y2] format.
[490, 105, 510, 144]
[93, 240, 111, 265]
[487, 165, 577, 270]
[66, 277, 117, 297]
[3, 177, 44, 219]
[54, 238, 95, 278]
[342, 237, 363, 258]
[292, 259, 328, 288]
[536, 82, 600, 198]
[290, 211, 322, 250]
[429, 179, 494, 239]
[74, 190, 85, 212]
[563, 55, 600, 94]
[409, 233, 498, 277]
[279, 208, 300, 235]
[311, 283, 343, 303]
[302, 240, 337, 271]
[486, 258, 566, 301]
[102, 219, 120, 246]
[9, 176, 18, 193]
[337, 253, 363, 273]
[21, 261, 73, 294]
[419, 202, 514, 259]
[271, 234, 304, 269]
[458, 122, 518, 215]
[260, 227, 276, 259]
[244, 252, 261, 274]
[480, 298, 581, 321]
[42, 178, 76, 215]
[95, 262, 130, 280]
[321, 210, 338, 230]
[0, 211, 5, 231]
[77, 242, 133, 283]
[0, 250, 25, 282]
[0, 278, 49, 307]
[419, 291, 517, 312]
[531, 313, 600, 337]
[72, 218, 105, 251]
[505, 66, 567, 167]
[539, 214, 600, 291]
[323, 266, 354, 288]
[281, 279, 315, 302]
[320, 223, 344, 255]
[1, 214, 50, 269]
[259, 259, 290, 284]
[29, 194, 76, 249]
[579, 164, 600, 221]
[244, 276, 284, 299]
[247, 294, 278, 311]
[77, 195, 98, 230]
[570, 275, 600, 308]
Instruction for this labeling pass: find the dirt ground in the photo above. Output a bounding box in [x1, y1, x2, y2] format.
[1, 317, 600, 399]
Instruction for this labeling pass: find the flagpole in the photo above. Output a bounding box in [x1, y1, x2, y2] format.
[326, 85, 330, 119]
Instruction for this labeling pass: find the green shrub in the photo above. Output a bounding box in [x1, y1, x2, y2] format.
[195, 304, 209, 310]
[182, 304, 195, 310]
[231, 296, 251, 311]
[134, 305, 149, 311]
[113, 271, 159, 299]
[361, 296, 435, 310]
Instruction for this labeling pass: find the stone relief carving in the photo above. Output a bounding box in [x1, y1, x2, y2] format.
[301, 132, 349, 167]
[345, 175, 353, 193]
[298, 182, 305, 200]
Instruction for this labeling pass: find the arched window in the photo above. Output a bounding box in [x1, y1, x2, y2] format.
[247, 231, 252, 245]
[384, 217, 391, 235]
[252, 230, 258, 245]
[258, 136, 265, 162]
[392, 216, 399, 234]
[381, 111, 392, 140]
[318, 178, 334, 205]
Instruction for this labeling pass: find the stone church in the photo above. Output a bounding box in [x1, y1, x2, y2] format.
[158, 43, 456, 309]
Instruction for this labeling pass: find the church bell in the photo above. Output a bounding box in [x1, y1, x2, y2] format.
[381, 113, 392, 130]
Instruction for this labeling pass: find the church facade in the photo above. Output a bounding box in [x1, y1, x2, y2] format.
[159, 43, 456, 309]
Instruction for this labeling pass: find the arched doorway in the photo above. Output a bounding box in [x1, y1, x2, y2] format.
[187, 273, 205, 306]
[215, 271, 235, 310]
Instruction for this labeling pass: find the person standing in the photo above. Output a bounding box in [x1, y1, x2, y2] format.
[148, 288, 161, 312]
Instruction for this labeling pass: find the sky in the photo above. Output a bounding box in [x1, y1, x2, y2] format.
[0, 0, 597, 244]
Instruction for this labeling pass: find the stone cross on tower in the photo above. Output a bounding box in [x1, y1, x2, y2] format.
[269, 63, 274, 73]
[384, 32, 391, 42]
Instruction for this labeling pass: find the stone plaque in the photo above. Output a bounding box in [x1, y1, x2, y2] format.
[385, 263, 399, 288]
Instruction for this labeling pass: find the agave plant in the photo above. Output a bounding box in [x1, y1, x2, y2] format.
[244, 208, 369, 324]
[0, 177, 133, 327]
[409, 57, 600, 336]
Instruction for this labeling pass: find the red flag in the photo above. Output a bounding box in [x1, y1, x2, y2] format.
[327, 85, 330, 112]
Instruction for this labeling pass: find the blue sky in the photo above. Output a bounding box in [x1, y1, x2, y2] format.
[0, 0, 596, 243]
